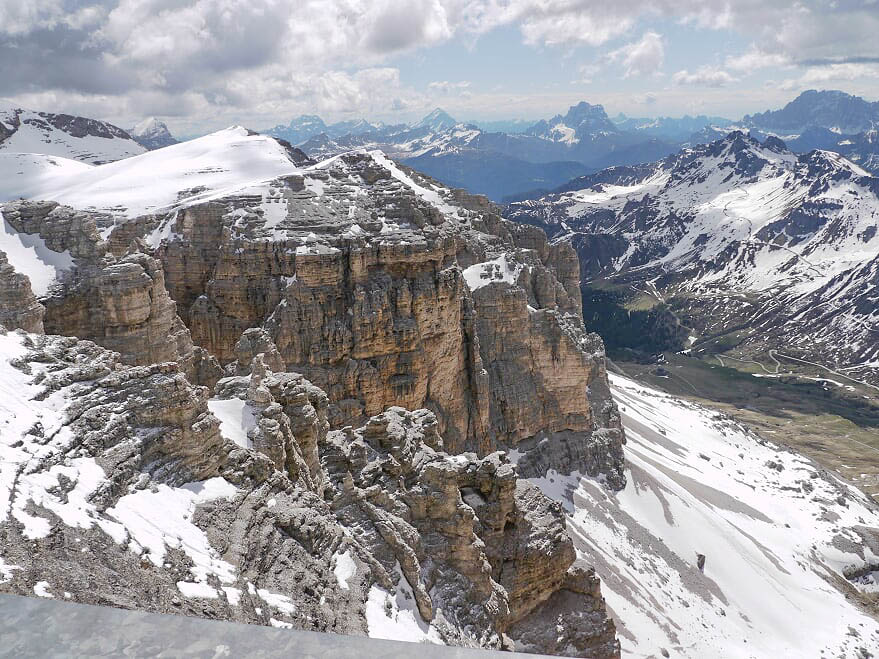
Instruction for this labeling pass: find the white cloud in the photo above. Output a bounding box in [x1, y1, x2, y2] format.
[725, 47, 791, 72]
[608, 31, 664, 78]
[672, 67, 739, 87]
[428, 80, 472, 94]
[1, 0, 877, 129]
[780, 62, 879, 91]
[576, 63, 601, 84]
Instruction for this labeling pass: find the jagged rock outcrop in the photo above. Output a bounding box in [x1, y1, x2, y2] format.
[0, 329, 369, 636]
[0, 250, 45, 333]
[321, 405, 620, 655]
[0, 328, 619, 657]
[45, 250, 196, 367]
[212, 352, 327, 492]
[227, 327, 287, 375]
[0, 200, 223, 388]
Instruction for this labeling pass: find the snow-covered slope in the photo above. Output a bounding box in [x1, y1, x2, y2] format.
[0, 106, 145, 165]
[0, 126, 310, 224]
[529, 374, 879, 658]
[506, 132, 879, 380]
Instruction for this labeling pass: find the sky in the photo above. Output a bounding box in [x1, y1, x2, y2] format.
[1, 0, 879, 135]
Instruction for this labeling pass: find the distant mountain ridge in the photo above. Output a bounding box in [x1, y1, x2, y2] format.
[284, 104, 682, 200]
[744, 89, 879, 135]
[525, 101, 619, 143]
[0, 105, 145, 164]
[505, 131, 879, 383]
[129, 117, 178, 150]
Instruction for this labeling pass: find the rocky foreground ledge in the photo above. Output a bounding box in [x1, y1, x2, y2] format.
[0, 138, 626, 656]
[0, 327, 617, 657]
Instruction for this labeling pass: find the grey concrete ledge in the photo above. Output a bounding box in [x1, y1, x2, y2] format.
[0, 593, 558, 658]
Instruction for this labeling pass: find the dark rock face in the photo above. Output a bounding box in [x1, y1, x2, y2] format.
[744, 89, 879, 135]
[40, 113, 132, 140]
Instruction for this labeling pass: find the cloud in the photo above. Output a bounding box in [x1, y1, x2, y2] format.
[608, 31, 664, 78]
[428, 80, 472, 93]
[361, 0, 453, 53]
[1, 0, 877, 130]
[725, 48, 791, 72]
[780, 61, 879, 91]
[575, 63, 601, 84]
[672, 67, 739, 87]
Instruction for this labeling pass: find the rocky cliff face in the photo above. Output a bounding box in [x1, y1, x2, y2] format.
[1, 200, 222, 387]
[0, 132, 625, 656]
[0, 250, 45, 332]
[0, 326, 619, 657]
[137, 153, 623, 485]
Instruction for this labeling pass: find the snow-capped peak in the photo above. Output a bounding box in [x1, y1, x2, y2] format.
[130, 117, 167, 139]
[0, 105, 145, 164]
[0, 126, 303, 221]
[506, 130, 879, 379]
[414, 108, 457, 132]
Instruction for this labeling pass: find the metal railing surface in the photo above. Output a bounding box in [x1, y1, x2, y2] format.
[0, 593, 561, 658]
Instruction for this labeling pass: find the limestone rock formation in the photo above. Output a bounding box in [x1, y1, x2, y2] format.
[0, 328, 619, 657]
[0, 328, 370, 636]
[133, 152, 623, 485]
[0, 250, 45, 333]
[0, 200, 223, 388]
[321, 405, 620, 655]
[212, 352, 327, 492]
[0, 134, 627, 657]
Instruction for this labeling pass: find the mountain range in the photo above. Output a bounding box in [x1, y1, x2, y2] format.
[0, 99, 877, 658]
[506, 131, 879, 386]
[0, 105, 145, 164]
[258, 90, 879, 204]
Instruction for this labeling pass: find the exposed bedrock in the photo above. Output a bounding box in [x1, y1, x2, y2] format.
[0, 249, 45, 333]
[0, 328, 620, 657]
[142, 175, 624, 486]
[0, 200, 223, 388]
[320, 405, 620, 656]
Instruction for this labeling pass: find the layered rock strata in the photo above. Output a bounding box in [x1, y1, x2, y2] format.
[0, 141, 627, 656]
[0, 329, 368, 636]
[320, 405, 619, 655]
[127, 153, 624, 484]
[0, 201, 222, 387]
[0, 327, 619, 657]
[0, 250, 45, 332]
